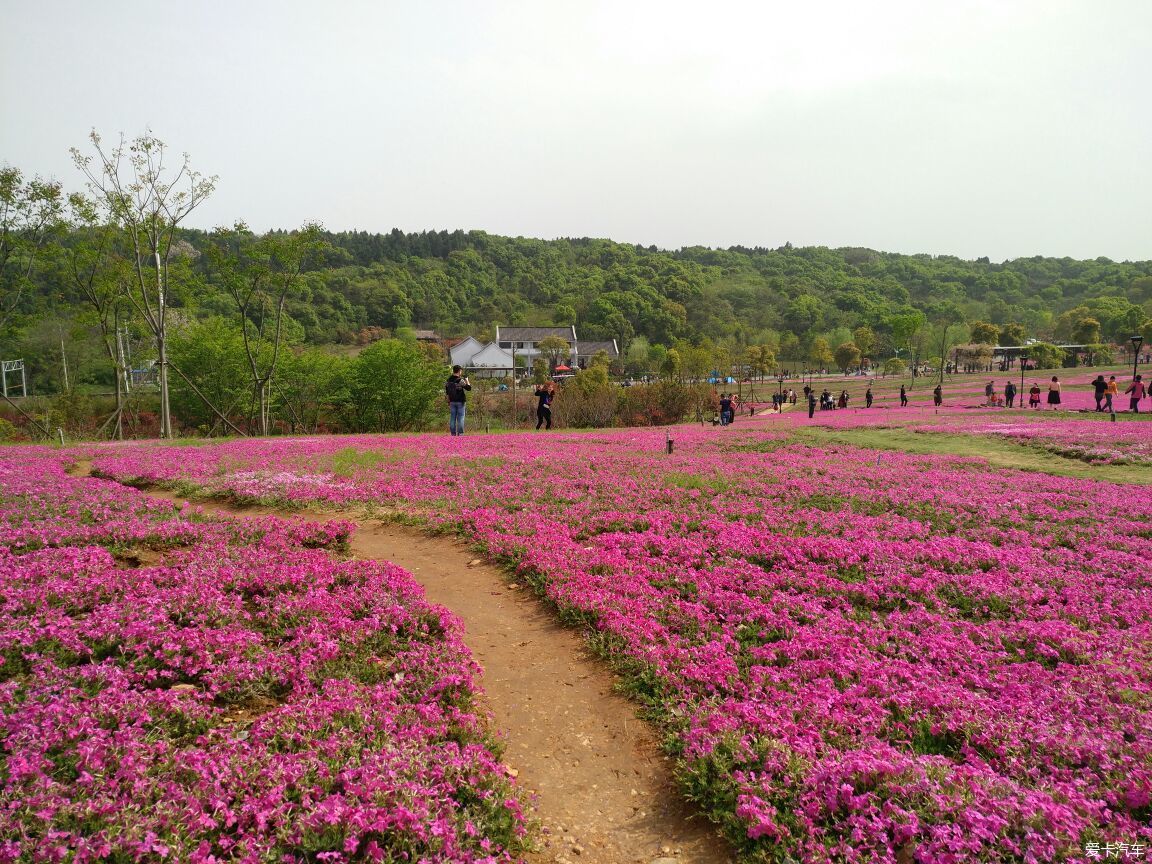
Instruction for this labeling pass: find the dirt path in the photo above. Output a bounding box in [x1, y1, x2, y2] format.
[76, 465, 731, 864]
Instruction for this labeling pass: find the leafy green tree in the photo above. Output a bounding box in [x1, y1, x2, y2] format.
[1000, 322, 1026, 345]
[531, 357, 548, 384]
[624, 336, 653, 377]
[536, 334, 571, 369]
[205, 222, 329, 434]
[661, 348, 681, 381]
[744, 345, 775, 379]
[852, 325, 876, 357]
[276, 348, 348, 433]
[343, 338, 443, 432]
[1027, 342, 1067, 370]
[970, 321, 1000, 345]
[0, 166, 66, 337]
[169, 318, 251, 434]
[1071, 317, 1101, 345]
[810, 337, 833, 369]
[884, 357, 906, 376]
[834, 342, 862, 373]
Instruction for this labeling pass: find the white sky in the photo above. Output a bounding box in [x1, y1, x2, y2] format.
[2, 0, 1150, 261]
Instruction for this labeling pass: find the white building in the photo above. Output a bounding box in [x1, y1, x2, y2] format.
[449, 336, 515, 378]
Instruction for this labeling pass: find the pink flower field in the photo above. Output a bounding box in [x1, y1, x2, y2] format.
[80, 417, 1152, 863]
[0, 452, 527, 862]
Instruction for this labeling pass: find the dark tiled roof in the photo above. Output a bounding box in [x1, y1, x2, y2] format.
[574, 340, 619, 357]
[496, 326, 575, 342]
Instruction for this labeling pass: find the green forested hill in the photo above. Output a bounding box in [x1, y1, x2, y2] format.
[229, 229, 1152, 348]
[8, 225, 1152, 394]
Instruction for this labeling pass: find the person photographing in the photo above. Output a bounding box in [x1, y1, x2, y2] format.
[534, 381, 556, 430]
[446, 365, 472, 436]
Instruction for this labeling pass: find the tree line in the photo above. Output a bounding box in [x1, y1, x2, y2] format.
[3, 132, 1152, 437]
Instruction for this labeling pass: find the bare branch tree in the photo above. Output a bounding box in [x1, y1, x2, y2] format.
[71, 131, 216, 438]
[205, 222, 328, 435]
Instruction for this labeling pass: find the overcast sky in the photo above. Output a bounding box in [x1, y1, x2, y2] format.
[3, 0, 1150, 261]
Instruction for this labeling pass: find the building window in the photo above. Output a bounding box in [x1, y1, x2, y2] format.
[499, 342, 512, 349]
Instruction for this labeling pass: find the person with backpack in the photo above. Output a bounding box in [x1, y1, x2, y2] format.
[445, 365, 472, 436]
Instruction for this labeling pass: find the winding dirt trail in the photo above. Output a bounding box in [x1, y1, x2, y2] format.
[76, 464, 732, 864]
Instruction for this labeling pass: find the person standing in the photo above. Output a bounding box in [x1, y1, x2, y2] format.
[1047, 376, 1061, 410]
[808, 388, 817, 418]
[1004, 380, 1017, 408]
[865, 387, 873, 408]
[985, 380, 995, 404]
[719, 392, 733, 426]
[446, 365, 472, 436]
[1125, 374, 1145, 413]
[1092, 375, 1107, 412]
[899, 384, 908, 407]
[534, 381, 555, 430]
[1104, 375, 1118, 413]
[1029, 382, 1042, 408]
[933, 384, 943, 407]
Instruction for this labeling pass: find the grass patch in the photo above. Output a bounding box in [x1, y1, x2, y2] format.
[329, 447, 406, 477]
[789, 426, 1152, 485]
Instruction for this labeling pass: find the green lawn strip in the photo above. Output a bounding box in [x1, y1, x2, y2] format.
[788, 426, 1152, 485]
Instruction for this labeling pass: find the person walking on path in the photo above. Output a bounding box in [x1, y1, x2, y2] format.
[446, 365, 472, 436]
[1105, 375, 1118, 413]
[899, 384, 908, 407]
[1029, 382, 1042, 408]
[865, 387, 873, 408]
[534, 381, 555, 430]
[1047, 376, 1062, 410]
[933, 384, 943, 407]
[1125, 375, 1145, 413]
[1004, 381, 1017, 408]
[1092, 375, 1108, 412]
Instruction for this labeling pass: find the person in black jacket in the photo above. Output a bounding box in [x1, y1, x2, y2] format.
[1004, 380, 1017, 408]
[446, 365, 472, 436]
[534, 381, 555, 430]
[1091, 375, 1107, 412]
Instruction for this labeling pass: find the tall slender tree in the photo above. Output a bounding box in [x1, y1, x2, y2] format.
[71, 131, 216, 438]
[205, 223, 328, 435]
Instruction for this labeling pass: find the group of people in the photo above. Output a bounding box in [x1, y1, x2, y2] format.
[1093, 374, 1146, 413]
[444, 365, 558, 436]
[717, 392, 747, 425]
[980, 374, 1147, 413]
[445, 364, 1151, 436]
